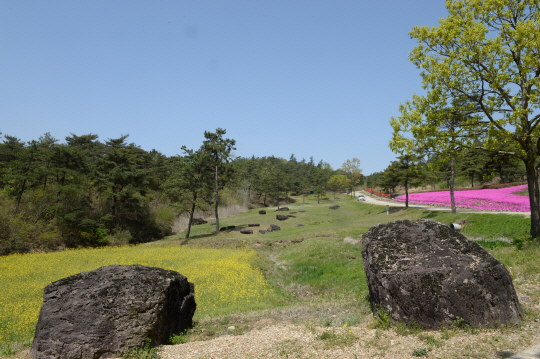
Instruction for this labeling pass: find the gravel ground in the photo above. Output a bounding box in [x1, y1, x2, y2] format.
[160, 315, 540, 359]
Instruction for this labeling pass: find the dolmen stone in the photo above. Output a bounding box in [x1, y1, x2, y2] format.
[259, 230, 267, 234]
[248, 223, 260, 227]
[240, 229, 253, 234]
[329, 205, 340, 210]
[361, 219, 522, 329]
[259, 210, 266, 215]
[192, 217, 207, 225]
[31, 264, 196, 359]
[276, 207, 289, 211]
[267, 224, 281, 232]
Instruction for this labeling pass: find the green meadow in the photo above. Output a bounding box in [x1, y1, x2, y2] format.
[1, 194, 539, 357]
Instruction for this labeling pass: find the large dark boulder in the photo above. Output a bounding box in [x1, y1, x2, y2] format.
[259, 210, 266, 215]
[240, 229, 253, 234]
[276, 214, 288, 221]
[276, 207, 289, 211]
[248, 223, 260, 227]
[329, 205, 340, 210]
[361, 219, 522, 329]
[30, 265, 196, 359]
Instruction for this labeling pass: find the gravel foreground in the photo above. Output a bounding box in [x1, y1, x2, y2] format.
[159, 319, 540, 359]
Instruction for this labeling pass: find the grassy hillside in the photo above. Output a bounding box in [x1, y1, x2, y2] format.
[1, 194, 539, 358]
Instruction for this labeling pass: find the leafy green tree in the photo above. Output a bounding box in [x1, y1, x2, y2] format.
[165, 147, 214, 239]
[327, 175, 350, 201]
[340, 158, 363, 198]
[404, 0, 540, 235]
[203, 128, 236, 234]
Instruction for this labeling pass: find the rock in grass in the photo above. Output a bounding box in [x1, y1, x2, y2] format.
[329, 205, 340, 210]
[259, 230, 267, 234]
[361, 219, 522, 329]
[267, 224, 280, 232]
[240, 229, 253, 234]
[343, 237, 360, 245]
[298, 224, 304, 227]
[287, 215, 296, 218]
[299, 210, 306, 213]
[227, 225, 236, 230]
[31, 265, 196, 359]
[276, 214, 288, 221]
[220, 227, 228, 231]
[248, 223, 260, 227]
[259, 210, 266, 215]
[192, 218, 207, 225]
[276, 207, 289, 211]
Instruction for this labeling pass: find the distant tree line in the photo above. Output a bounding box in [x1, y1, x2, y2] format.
[0, 129, 363, 255]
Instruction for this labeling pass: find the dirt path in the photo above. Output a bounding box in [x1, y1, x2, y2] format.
[355, 191, 531, 217]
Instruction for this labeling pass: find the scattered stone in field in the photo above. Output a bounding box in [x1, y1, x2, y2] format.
[248, 224, 260, 227]
[210, 222, 216, 225]
[361, 219, 522, 329]
[276, 207, 289, 211]
[31, 265, 196, 359]
[287, 215, 296, 218]
[227, 225, 236, 230]
[276, 214, 288, 221]
[259, 210, 266, 215]
[267, 224, 280, 232]
[329, 205, 340, 210]
[227, 326, 235, 330]
[343, 237, 360, 245]
[240, 229, 253, 234]
[192, 218, 207, 225]
[298, 224, 304, 227]
[299, 210, 306, 213]
[220, 227, 228, 231]
[259, 230, 266, 234]
[289, 212, 297, 214]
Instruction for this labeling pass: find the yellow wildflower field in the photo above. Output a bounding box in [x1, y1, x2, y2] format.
[0, 245, 277, 344]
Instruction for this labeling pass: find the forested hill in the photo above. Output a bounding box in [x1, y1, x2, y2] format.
[0, 131, 359, 255]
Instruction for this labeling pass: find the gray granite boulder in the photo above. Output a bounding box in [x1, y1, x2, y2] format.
[31, 265, 196, 359]
[361, 219, 522, 329]
[240, 229, 253, 234]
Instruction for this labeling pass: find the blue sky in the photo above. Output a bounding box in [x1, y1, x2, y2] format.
[0, 1, 448, 175]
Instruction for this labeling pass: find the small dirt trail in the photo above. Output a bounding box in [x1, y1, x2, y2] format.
[355, 191, 531, 217]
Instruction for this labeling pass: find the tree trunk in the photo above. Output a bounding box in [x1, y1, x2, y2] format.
[525, 159, 540, 237]
[186, 193, 197, 239]
[277, 186, 280, 209]
[405, 178, 409, 209]
[214, 161, 220, 234]
[471, 173, 474, 188]
[499, 164, 504, 184]
[450, 158, 456, 214]
[14, 178, 28, 215]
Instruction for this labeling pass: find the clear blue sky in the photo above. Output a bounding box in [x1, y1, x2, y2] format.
[0, 1, 448, 175]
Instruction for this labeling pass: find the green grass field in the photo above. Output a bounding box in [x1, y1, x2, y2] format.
[1, 193, 539, 357]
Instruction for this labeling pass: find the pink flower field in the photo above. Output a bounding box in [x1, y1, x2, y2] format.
[394, 184, 530, 212]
